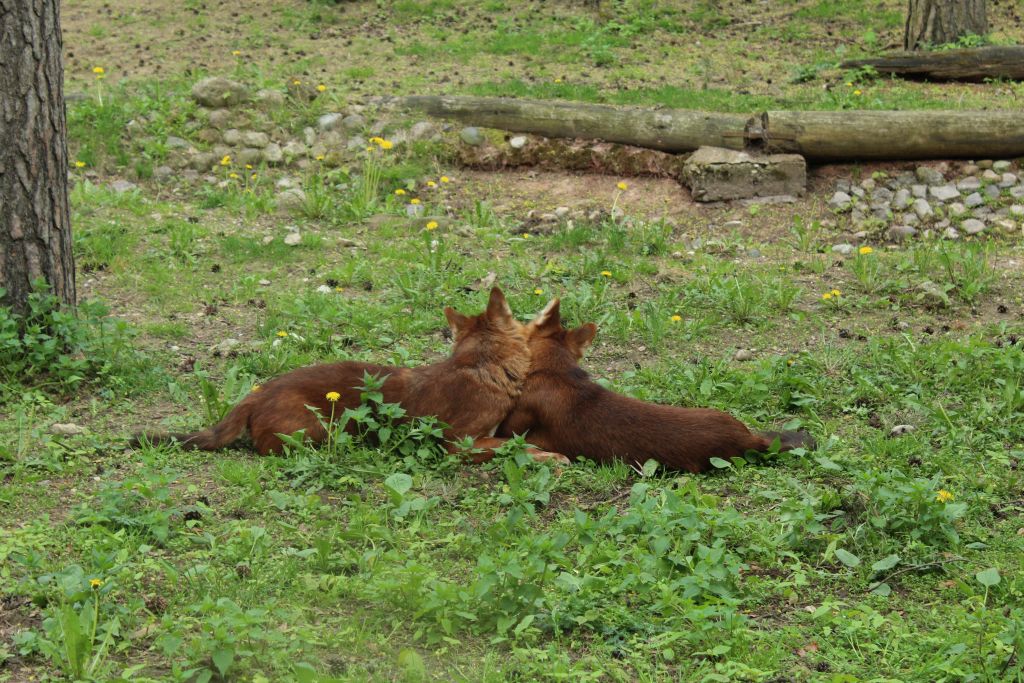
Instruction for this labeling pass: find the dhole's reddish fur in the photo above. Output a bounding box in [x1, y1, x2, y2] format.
[132, 288, 540, 456]
[493, 300, 815, 472]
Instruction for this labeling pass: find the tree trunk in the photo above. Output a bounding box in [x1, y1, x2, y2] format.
[0, 0, 75, 317]
[841, 46, 1024, 82]
[904, 0, 987, 50]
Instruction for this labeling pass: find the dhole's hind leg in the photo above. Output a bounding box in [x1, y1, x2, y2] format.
[249, 403, 329, 455]
[466, 436, 570, 466]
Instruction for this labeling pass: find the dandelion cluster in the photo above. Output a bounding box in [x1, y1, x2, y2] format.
[822, 289, 842, 301]
[936, 489, 954, 503]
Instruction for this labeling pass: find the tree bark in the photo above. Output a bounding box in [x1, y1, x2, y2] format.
[904, 0, 987, 51]
[0, 0, 75, 317]
[842, 46, 1024, 82]
[402, 95, 1024, 161]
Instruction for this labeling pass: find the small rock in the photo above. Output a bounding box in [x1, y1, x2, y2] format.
[166, 135, 191, 150]
[258, 278, 271, 285]
[539, 213, 558, 223]
[734, 349, 754, 362]
[977, 159, 994, 170]
[892, 188, 911, 210]
[222, 128, 242, 145]
[901, 212, 920, 226]
[211, 338, 240, 354]
[957, 176, 981, 191]
[408, 120, 437, 140]
[207, 109, 232, 129]
[262, 143, 283, 164]
[283, 231, 302, 246]
[190, 152, 216, 171]
[235, 148, 260, 165]
[995, 218, 1017, 233]
[999, 173, 1018, 189]
[318, 113, 344, 132]
[460, 126, 484, 146]
[554, 206, 570, 219]
[191, 77, 250, 107]
[1010, 205, 1024, 218]
[911, 184, 927, 198]
[828, 191, 852, 210]
[337, 238, 364, 248]
[860, 178, 876, 192]
[342, 114, 366, 131]
[851, 186, 865, 199]
[943, 227, 961, 240]
[915, 166, 944, 185]
[831, 243, 854, 256]
[275, 176, 299, 190]
[929, 185, 959, 202]
[961, 163, 980, 176]
[255, 89, 286, 109]
[50, 423, 85, 436]
[961, 218, 986, 235]
[154, 165, 174, 180]
[282, 140, 306, 158]
[984, 185, 1001, 200]
[982, 169, 1000, 182]
[316, 284, 333, 294]
[948, 202, 967, 217]
[887, 225, 917, 241]
[889, 424, 916, 438]
[964, 192, 985, 208]
[912, 198, 933, 220]
[110, 179, 137, 193]
[992, 160, 1013, 172]
[275, 188, 306, 212]
[509, 135, 528, 149]
[241, 131, 270, 148]
[406, 203, 425, 217]
[1011, 185, 1024, 199]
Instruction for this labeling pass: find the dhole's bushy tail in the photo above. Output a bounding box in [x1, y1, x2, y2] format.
[757, 430, 817, 452]
[130, 399, 253, 451]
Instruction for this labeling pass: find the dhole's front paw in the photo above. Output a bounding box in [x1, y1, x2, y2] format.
[531, 450, 571, 466]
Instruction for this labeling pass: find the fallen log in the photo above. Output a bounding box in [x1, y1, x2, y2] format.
[400, 95, 750, 153]
[400, 95, 1024, 161]
[841, 46, 1024, 82]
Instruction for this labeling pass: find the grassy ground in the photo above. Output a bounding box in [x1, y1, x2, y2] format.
[3, 1, 1024, 681]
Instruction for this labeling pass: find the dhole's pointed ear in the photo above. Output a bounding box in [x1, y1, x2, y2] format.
[486, 286, 514, 322]
[566, 322, 597, 357]
[529, 298, 561, 332]
[444, 306, 471, 338]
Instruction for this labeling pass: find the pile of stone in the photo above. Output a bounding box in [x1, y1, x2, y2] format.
[828, 160, 1022, 241]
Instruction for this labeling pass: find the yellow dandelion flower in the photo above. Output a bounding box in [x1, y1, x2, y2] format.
[822, 292, 833, 301]
[831, 289, 842, 297]
[425, 221, 439, 231]
[74, 160, 86, 168]
[325, 391, 341, 402]
[220, 155, 231, 166]
[554, 78, 563, 83]
[92, 66, 105, 75]
[251, 384, 261, 392]
[394, 188, 406, 196]
[276, 330, 288, 338]
[859, 246, 873, 255]
[410, 198, 421, 205]
[90, 578, 103, 589]
[616, 181, 628, 191]
[369, 136, 384, 144]
[787, 359, 796, 366]
[292, 79, 302, 86]
[936, 489, 954, 503]
[317, 84, 327, 92]
[854, 89, 862, 96]
[379, 140, 393, 150]
[426, 181, 437, 188]
[365, 146, 374, 153]
[440, 176, 450, 183]
[250, 173, 257, 180]
[671, 314, 682, 322]
[232, 50, 241, 56]
[845, 81, 853, 87]
[228, 172, 239, 179]
[534, 288, 543, 295]
[600, 270, 612, 277]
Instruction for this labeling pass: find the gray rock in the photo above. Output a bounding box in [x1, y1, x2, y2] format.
[460, 126, 484, 146]
[408, 120, 438, 140]
[304, 127, 317, 146]
[406, 203, 425, 217]
[901, 212, 920, 226]
[275, 176, 299, 190]
[283, 231, 302, 246]
[346, 136, 367, 151]
[851, 186, 866, 199]
[887, 225, 918, 241]
[944, 227, 961, 240]
[207, 109, 232, 130]
[995, 218, 1017, 233]
[860, 178, 876, 192]
[911, 184, 927, 198]
[734, 348, 754, 361]
[961, 218, 986, 235]
[222, 128, 242, 145]
[1011, 185, 1024, 199]
[912, 198, 933, 220]
[957, 176, 981, 191]
[50, 422, 85, 436]
[682, 146, 806, 202]
[318, 113, 344, 132]
[929, 185, 959, 202]
[962, 163, 980, 176]
[948, 202, 967, 217]
[1000, 173, 1018, 188]
[915, 166, 944, 185]
[892, 188, 911, 210]
[242, 131, 270, 148]
[166, 136, 191, 150]
[509, 135, 528, 149]
[342, 114, 366, 131]
[262, 143, 283, 164]
[831, 243, 854, 256]
[836, 179, 851, 193]
[982, 169, 1000, 182]
[255, 89, 286, 109]
[829, 191, 853, 210]
[873, 187, 894, 202]
[1009, 205, 1024, 218]
[190, 152, 216, 171]
[282, 140, 307, 157]
[984, 185, 1001, 200]
[154, 165, 174, 180]
[110, 179, 137, 193]
[237, 148, 262, 165]
[211, 338, 240, 354]
[936, 218, 951, 230]
[889, 424, 916, 438]
[554, 206, 570, 219]
[276, 188, 306, 212]
[964, 192, 985, 208]
[192, 77, 250, 107]
[993, 160, 1013, 172]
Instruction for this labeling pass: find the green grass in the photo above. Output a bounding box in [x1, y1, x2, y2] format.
[4, 0, 1024, 679]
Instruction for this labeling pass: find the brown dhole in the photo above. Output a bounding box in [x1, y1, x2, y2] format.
[132, 287, 563, 460]
[490, 299, 815, 472]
